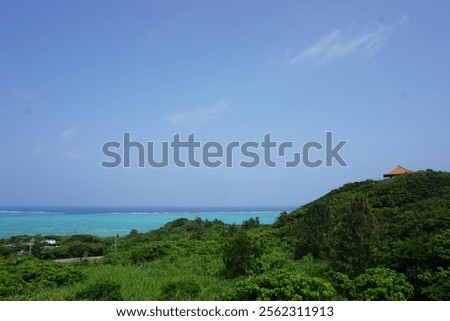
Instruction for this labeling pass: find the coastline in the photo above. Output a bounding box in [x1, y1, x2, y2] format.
[0, 206, 291, 239]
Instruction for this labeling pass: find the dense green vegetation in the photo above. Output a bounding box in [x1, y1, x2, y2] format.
[1, 170, 449, 300]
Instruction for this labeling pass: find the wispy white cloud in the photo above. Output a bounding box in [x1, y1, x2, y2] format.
[59, 127, 77, 141]
[169, 101, 228, 125]
[289, 16, 408, 65]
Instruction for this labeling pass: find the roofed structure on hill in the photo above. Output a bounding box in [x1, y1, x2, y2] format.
[383, 165, 414, 178]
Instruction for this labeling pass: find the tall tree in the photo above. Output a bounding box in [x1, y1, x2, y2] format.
[302, 202, 331, 258]
[333, 193, 377, 276]
[222, 230, 262, 278]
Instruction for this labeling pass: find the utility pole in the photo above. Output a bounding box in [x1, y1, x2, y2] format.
[115, 233, 118, 252]
[29, 238, 35, 256]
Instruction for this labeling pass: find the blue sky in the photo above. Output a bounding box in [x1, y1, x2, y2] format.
[1, 1, 449, 207]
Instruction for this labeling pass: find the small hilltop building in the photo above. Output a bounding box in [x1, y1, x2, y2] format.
[383, 165, 414, 178]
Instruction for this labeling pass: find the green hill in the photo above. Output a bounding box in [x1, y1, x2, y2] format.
[278, 169, 450, 222]
[274, 169, 450, 299]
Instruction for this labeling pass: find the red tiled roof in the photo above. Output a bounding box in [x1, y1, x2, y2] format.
[383, 165, 413, 177]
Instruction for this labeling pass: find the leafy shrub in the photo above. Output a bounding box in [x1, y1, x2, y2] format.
[0, 256, 84, 299]
[68, 235, 102, 243]
[223, 270, 337, 301]
[426, 229, 450, 264]
[418, 267, 450, 300]
[129, 229, 139, 236]
[0, 246, 15, 258]
[67, 241, 91, 259]
[130, 243, 170, 265]
[72, 279, 123, 301]
[350, 268, 413, 300]
[293, 240, 309, 260]
[242, 217, 260, 230]
[159, 280, 201, 300]
[163, 218, 189, 229]
[0, 270, 22, 298]
[272, 211, 289, 228]
[325, 271, 353, 300]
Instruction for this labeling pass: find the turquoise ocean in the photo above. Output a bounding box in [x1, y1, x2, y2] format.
[0, 206, 293, 239]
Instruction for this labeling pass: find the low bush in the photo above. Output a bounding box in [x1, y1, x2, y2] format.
[159, 280, 201, 300]
[72, 279, 123, 301]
